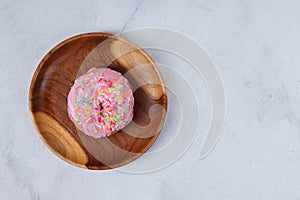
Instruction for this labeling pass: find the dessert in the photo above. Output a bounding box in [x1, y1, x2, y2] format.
[67, 68, 134, 138]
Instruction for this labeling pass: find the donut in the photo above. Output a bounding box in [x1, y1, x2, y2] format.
[67, 68, 134, 138]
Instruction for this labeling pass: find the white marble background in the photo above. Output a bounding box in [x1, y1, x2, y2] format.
[1, 0, 300, 199]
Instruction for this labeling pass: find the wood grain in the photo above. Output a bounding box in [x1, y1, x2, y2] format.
[29, 33, 167, 170]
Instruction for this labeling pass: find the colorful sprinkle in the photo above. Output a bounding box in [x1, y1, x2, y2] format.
[67, 68, 134, 138]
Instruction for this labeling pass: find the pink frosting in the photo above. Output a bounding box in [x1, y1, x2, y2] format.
[67, 68, 134, 138]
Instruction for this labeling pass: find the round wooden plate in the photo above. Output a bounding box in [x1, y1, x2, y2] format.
[29, 33, 167, 170]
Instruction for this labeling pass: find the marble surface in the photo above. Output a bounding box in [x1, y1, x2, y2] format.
[1, 0, 300, 199]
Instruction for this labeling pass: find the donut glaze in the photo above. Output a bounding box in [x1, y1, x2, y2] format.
[67, 68, 134, 138]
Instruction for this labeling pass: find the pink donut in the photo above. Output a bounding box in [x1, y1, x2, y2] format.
[67, 68, 134, 138]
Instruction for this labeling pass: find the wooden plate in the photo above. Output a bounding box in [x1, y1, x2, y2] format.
[29, 33, 167, 170]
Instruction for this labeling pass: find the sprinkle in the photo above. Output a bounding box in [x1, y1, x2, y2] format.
[67, 68, 134, 138]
